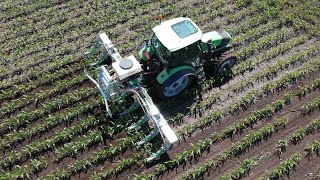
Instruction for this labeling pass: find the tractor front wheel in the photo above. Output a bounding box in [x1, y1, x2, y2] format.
[157, 75, 192, 98]
[219, 57, 235, 73]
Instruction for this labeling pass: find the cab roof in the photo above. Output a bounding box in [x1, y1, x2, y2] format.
[152, 17, 203, 52]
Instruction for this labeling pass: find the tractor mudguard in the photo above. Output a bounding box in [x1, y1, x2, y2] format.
[156, 65, 195, 86]
[138, 40, 155, 61]
[201, 30, 233, 50]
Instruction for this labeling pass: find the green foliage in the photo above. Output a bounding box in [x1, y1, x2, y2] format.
[263, 153, 301, 180]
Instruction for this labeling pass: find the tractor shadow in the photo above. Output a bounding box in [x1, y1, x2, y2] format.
[149, 87, 197, 119]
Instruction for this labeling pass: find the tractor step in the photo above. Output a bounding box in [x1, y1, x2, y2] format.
[195, 65, 206, 84]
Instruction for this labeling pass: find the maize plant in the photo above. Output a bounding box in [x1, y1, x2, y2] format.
[305, 140, 320, 158]
[263, 153, 301, 180]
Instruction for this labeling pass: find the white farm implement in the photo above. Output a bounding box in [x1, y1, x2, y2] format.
[84, 33, 178, 162]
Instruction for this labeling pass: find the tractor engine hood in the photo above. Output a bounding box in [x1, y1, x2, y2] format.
[201, 30, 232, 48]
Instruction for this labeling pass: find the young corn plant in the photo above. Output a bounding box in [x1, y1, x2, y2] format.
[218, 152, 272, 180]
[262, 153, 301, 180]
[305, 140, 320, 158]
[299, 96, 320, 115]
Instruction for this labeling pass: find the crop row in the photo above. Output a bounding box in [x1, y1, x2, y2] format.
[5, 0, 235, 62]
[0, 159, 47, 180]
[41, 132, 144, 179]
[53, 129, 103, 163]
[217, 153, 270, 180]
[0, 0, 248, 87]
[171, 56, 320, 135]
[0, 63, 82, 102]
[0, 87, 96, 135]
[0, 0, 68, 22]
[218, 158, 256, 180]
[236, 27, 294, 61]
[275, 117, 320, 157]
[187, 92, 222, 114]
[2, 107, 143, 177]
[168, 117, 288, 180]
[0, 131, 142, 179]
[90, 152, 143, 179]
[233, 34, 310, 75]
[1, 0, 153, 46]
[1, 0, 269, 79]
[262, 153, 301, 180]
[179, 92, 291, 139]
[0, 115, 101, 170]
[299, 97, 320, 116]
[232, 20, 282, 49]
[2, 0, 263, 70]
[227, 9, 270, 36]
[0, 46, 79, 80]
[10, 0, 228, 59]
[209, 0, 279, 35]
[305, 140, 320, 158]
[3, 1, 156, 61]
[181, 34, 306, 115]
[195, 18, 298, 91]
[232, 42, 319, 93]
[0, 53, 78, 89]
[0, 0, 230, 75]
[0, 99, 102, 151]
[296, 79, 320, 99]
[224, 115, 320, 179]
[282, 1, 320, 36]
[1, 74, 88, 117]
[51, 113, 145, 165]
[0, 0, 89, 41]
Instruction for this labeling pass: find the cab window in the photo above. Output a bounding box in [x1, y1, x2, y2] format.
[180, 42, 201, 62]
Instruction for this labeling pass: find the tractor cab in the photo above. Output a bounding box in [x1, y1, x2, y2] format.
[151, 17, 203, 69]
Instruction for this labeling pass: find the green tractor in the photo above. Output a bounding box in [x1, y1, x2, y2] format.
[83, 17, 235, 162]
[138, 17, 235, 98]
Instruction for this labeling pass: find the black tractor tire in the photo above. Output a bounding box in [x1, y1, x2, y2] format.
[218, 56, 236, 74]
[156, 75, 193, 99]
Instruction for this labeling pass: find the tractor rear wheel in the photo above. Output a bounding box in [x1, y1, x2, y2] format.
[157, 75, 192, 98]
